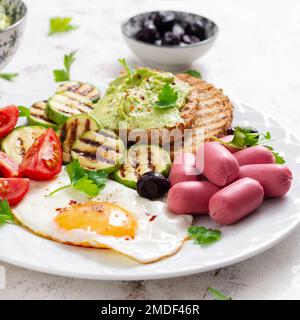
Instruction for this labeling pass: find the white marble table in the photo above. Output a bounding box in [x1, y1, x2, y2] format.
[0, 0, 300, 300]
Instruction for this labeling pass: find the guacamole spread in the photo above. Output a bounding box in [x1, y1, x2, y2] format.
[91, 68, 191, 130]
[0, 6, 11, 31]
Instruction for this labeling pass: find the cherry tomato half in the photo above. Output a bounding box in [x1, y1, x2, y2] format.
[0, 178, 30, 206]
[0, 105, 19, 139]
[20, 128, 63, 180]
[0, 151, 22, 177]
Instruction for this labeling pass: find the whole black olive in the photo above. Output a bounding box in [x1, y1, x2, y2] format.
[161, 31, 181, 45]
[226, 127, 235, 135]
[135, 27, 159, 43]
[181, 34, 200, 44]
[137, 172, 170, 200]
[153, 11, 176, 32]
[186, 21, 207, 40]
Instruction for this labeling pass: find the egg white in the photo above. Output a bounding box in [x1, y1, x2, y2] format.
[13, 170, 192, 263]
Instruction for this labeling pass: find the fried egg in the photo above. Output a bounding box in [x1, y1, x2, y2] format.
[13, 170, 192, 263]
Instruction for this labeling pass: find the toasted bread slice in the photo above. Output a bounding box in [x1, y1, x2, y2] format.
[167, 73, 233, 157]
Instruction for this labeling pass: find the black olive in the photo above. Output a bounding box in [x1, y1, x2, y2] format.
[153, 11, 176, 32]
[181, 34, 200, 44]
[161, 31, 181, 45]
[186, 21, 207, 40]
[135, 27, 159, 43]
[172, 24, 185, 37]
[137, 172, 170, 200]
[226, 127, 235, 135]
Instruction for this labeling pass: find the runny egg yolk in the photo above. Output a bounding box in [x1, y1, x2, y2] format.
[55, 202, 137, 238]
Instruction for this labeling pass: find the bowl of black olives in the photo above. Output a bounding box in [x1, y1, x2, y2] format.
[121, 11, 218, 68]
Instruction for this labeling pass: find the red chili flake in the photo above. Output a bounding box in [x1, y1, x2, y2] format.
[149, 215, 157, 222]
[55, 208, 62, 212]
[69, 200, 77, 205]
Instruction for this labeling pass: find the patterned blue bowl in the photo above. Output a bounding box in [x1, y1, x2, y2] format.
[0, 0, 27, 71]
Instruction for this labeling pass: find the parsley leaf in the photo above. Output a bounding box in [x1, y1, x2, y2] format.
[49, 159, 108, 197]
[188, 226, 221, 245]
[53, 51, 76, 82]
[0, 73, 18, 81]
[213, 126, 285, 164]
[118, 58, 132, 77]
[73, 176, 99, 197]
[183, 69, 202, 79]
[18, 105, 30, 117]
[208, 287, 232, 300]
[48, 17, 78, 36]
[0, 200, 15, 225]
[155, 83, 178, 109]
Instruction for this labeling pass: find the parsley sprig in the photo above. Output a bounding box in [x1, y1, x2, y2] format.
[18, 105, 30, 117]
[188, 226, 221, 245]
[155, 83, 178, 109]
[214, 126, 285, 164]
[183, 69, 202, 79]
[53, 51, 76, 82]
[49, 160, 108, 197]
[208, 287, 232, 300]
[0, 73, 18, 81]
[0, 200, 15, 225]
[48, 17, 78, 36]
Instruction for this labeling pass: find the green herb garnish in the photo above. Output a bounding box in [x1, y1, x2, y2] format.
[0, 200, 15, 225]
[214, 126, 285, 164]
[208, 287, 232, 300]
[49, 159, 107, 197]
[118, 58, 133, 77]
[155, 83, 178, 109]
[18, 105, 30, 117]
[0, 73, 18, 81]
[48, 17, 78, 36]
[53, 51, 76, 82]
[188, 226, 221, 245]
[183, 69, 202, 79]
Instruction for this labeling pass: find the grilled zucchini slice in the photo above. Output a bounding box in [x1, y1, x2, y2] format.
[112, 144, 171, 189]
[1, 126, 46, 164]
[71, 130, 125, 173]
[47, 82, 100, 125]
[58, 114, 100, 164]
[57, 81, 100, 103]
[28, 101, 57, 129]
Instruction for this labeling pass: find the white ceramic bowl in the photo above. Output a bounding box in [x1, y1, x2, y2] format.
[0, 0, 27, 71]
[122, 11, 218, 70]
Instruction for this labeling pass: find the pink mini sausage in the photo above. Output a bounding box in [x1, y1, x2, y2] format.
[169, 152, 202, 186]
[209, 177, 264, 225]
[196, 142, 239, 187]
[219, 135, 241, 153]
[239, 164, 292, 197]
[234, 146, 275, 166]
[167, 181, 221, 215]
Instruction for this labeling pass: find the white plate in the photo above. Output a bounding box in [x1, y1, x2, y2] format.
[0, 97, 299, 280]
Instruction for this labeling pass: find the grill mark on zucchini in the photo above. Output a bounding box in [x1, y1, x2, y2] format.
[79, 137, 120, 153]
[147, 146, 155, 171]
[30, 113, 50, 122]
[72, 149, 115, 164]
[16, 137, 26, 157]
[69, 118, 79, 150]
[85, 119, 91, 132]
[60, 123, 67, 143]
[63, 94, 94, 111]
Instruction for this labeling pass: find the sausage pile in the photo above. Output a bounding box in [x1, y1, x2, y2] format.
[167, 140, 292, 225]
